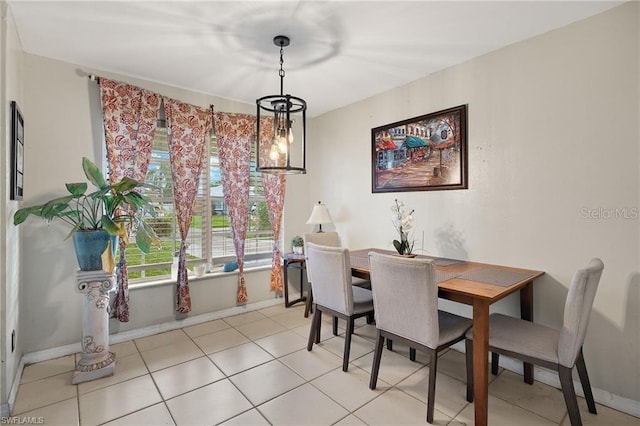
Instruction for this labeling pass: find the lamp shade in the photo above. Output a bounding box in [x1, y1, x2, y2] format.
[306, 202, 333, 232]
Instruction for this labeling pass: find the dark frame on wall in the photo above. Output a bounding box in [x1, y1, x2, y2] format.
[11, 101, 24, 201]
[371, 104, 468, 193]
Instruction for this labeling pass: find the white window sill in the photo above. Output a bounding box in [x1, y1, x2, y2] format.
[128, 261, 273, 291]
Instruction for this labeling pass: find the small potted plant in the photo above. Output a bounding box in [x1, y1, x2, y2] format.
[13, 157, 160, 271]
[291, 235, 304, 255]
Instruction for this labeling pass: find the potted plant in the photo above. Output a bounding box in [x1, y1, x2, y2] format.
[13, 157, 160, 271]
[291, 235, 304, 255]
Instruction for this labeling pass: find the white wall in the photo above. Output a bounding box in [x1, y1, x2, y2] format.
[309, 2, 639, 404]
[1, 1, 24, 412]
[19, 54, 296, 353]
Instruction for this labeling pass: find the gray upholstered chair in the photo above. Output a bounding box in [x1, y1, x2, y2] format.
[465, 258, 604, 426]
[368, 252, 473, 423]
[303, 232, 371, 322]
[306, 242, 375, 372]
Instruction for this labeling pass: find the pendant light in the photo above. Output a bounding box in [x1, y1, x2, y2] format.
[256, 35, 307, 174]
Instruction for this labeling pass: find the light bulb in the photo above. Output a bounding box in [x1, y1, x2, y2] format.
[269, 144, 279, 161]
[288, 129, 294, 144]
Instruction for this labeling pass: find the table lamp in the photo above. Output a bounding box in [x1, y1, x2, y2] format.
[306, 201, 333, 232]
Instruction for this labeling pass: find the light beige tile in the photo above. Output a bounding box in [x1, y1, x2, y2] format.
[257, 303, 292, 317]
[352, 324, 378, 341]
[438, 348, 497, 384]
[397, 365, 470, 419]
[78, 352, 148, 394]
[354, 387, 451, 425]
[16, 397, 78, 426]
[279, 346, 343, 381]
[490, 369, 567, 423]
[352, 348, 423, 385]
[454, 393, 556, 425]
[270, 309, 313, 329]
[317, 334, 374, 363]
[208, 342, 274, 376]
[109, 341, 138, 358]
[134, 330, 190, 352]
[79, 375, 162, 426]
[102, 403, 174, 426]
[182, 319, 230, 338]
[21, 355, 75, 384]
[219, 408, 270, 426]
[223, 310, 267, 327]
[561, 398, 640, 425]
[254, 330, 308, 357]
[234, 317, 287, 340]
[259, 383, 349, 425]
[165, 379, 252, 425]
[230, 360, 305, 405]
[13, 372, 77, 414]
[192, 327, 249, 354]
[140, 339, 204, 372]
[311, 365, 390, 411]
[152, 356, 224, 400]
[334, 414, 368, 425]
[290, 322, 334, 342]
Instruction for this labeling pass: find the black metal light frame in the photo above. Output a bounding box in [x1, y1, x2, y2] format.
[256, 35, 307, 174]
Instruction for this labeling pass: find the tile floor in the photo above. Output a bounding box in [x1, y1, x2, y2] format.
[12, 301, 639, 426]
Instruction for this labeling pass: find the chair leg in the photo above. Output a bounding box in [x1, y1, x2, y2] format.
[491, 352, 499, 375]
[366, 312, 374, 324]
[333, 316, 339, 336]
[307, 308, 322, 350]
[386, 339, 393, 351]
[315, 310, 322, 344]
[410, 347, 417, 362]
[304, 285, 313, 318]
[559, 365, 582, 426]
[343, 317, 354, 372]
[465, 338, 474, 402]
[426, 348, 437, 424]
[576, 349, 597, 414]
[369, 330, 384, 389]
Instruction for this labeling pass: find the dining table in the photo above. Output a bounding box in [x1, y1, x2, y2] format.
[348, 249, 545, 426]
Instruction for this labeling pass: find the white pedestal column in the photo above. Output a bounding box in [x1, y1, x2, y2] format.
[72, 270, 116, 384]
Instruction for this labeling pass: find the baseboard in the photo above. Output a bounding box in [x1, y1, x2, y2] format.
[1, 356, 25, 416]
[23, 297, 282, 365]
[498, 355, 640, 418]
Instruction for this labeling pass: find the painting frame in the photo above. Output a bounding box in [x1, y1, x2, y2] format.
[11, 101, 24, 201]
[371, 104, 468, 193]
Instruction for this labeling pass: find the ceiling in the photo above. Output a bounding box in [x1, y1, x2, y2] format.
[9, 1, 622, 117]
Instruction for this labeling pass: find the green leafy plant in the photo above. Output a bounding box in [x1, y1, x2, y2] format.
[13, 157, 160, 253]
[291, 235, 304, 247]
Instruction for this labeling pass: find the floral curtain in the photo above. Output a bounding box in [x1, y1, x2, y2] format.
[165, 98, 213, 313]
[256, 117, 287, 293]
[100, 78, 160, 322]
[213, 112, 253, 304]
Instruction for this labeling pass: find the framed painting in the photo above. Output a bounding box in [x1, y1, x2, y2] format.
[371, 104, 467, 193]
[11, 101, 24, 200]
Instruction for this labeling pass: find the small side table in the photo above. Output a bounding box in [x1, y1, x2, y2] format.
[283, 253, 307, 308]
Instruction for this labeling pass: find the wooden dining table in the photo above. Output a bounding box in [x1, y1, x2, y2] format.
[348, 249, 545, 426]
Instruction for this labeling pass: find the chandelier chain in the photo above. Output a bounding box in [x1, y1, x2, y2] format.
[279, 44, 285, 95]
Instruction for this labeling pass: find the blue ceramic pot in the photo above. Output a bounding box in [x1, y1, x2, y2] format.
[72, 230, 110, 271]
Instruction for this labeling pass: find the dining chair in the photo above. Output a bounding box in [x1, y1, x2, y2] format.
[368, 252, 473, 423]
[465, 258, 604, 426]
[303, 232, 371, 324]
[306, 242, 375, 372]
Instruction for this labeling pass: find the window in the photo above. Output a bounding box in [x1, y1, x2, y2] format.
[125, 120, 274, 281]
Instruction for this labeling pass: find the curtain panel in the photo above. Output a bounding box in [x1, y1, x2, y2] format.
[256, 117, 287, 293]
[164, 98, 213, 314]
[100, 78, 160, 322]
[213, 112, 255, 304]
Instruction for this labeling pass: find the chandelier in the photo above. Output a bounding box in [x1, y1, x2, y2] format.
[256, 35, 307, 174]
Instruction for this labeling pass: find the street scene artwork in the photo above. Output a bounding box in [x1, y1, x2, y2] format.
[371, 105, 467, 193]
